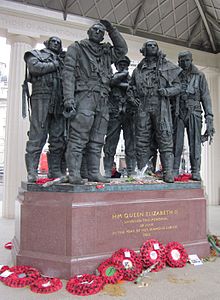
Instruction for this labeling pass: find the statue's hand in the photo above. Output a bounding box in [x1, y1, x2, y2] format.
[206, 116, 215, 143]
[100, 19, 114, 33]
[121, 70, 129, 77]
[59, 50, 66, 59]
[53, 60, 60, 68]
[158, 88, 167, 96]
[127, 89, 140, 107]
[128, 97, 140, 107]
[112, 70, 128, 84]
[63, 100, 76, 118]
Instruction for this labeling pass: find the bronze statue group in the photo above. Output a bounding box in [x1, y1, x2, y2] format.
[23, 20, 215, 185]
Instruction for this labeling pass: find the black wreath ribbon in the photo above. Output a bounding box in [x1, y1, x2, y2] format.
[97, 258, 124, 284]
[165, 241, 188, 268]
[30, 276, 63, 294]
[111, 248, 143, 281]
[66, 274, 104, 296]
[140, 239, 166, 272]
[3, 266, 41, 288]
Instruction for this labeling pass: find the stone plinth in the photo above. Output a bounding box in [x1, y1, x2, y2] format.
[12, 181, 209, 279]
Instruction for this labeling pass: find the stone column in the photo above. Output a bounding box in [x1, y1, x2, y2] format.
[2, 34, 36, 218]
[201, 68, 220, 205]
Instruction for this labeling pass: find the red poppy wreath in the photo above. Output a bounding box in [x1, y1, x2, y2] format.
[97, 258, 124, 284]
[140, 239, 166, 272]
[66, 274, 104, 296]
[111, 248, 143, 281]
[0, 265, 10, 282]
[165, 241, 188, 268]
[4, 242, 13, 250]
[3, 266, 41, 288]
[30, 276, 63, 294]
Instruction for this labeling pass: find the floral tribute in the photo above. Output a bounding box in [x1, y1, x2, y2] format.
[165, 241, 188, 268]
[3, 266, 41, 288]
[4, 242, 13, 250]
[140, 239, 166, 272]
[66, 274, 104, 296]
[1, 239, 189, 296]
[35, 178, 55, 185]
[111, 248, 143, 281]
[174, 173, 192, 182]
[30, 276, 63, 294]
[0, 265, 9, 272]
[0, 265, 10, 282]
[97, 258, 124, 284]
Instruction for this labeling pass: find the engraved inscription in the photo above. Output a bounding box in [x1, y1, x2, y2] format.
[111, 209, 178, 238]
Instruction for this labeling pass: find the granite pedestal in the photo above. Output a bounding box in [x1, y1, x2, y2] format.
[12, 181, 210, 279]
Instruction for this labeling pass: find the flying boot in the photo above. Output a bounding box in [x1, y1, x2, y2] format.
[47, 152, 64, 178]
[66, 151, 84, 184]
[88, 151, 110, 183]
[190, 157, 201, 181]
[103, 155, 114, 178]
[25, 153, 40, 182]
[160, 152, 174, 183]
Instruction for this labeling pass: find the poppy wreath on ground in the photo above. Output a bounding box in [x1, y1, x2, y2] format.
[0, 265, 9, 272]
[66, 274, 104, 296]
[140, 239, 166, 272]
[30, 276, 63, 294]
[3, 266, 41, 288]
[165, 241, 188, 268]
[97, 258, 124, 284]
[111, 248, 143, 281]
[0, 266, 10, 282]
[4, 242, 13, 250]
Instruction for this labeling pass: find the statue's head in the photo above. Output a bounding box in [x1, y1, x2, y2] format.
[178, 50, 193, 70]
[140, 40, 159, 57]
[115, 56, 130, 72]
[44, 36, 62, 54]
[87, 23, 106, 44]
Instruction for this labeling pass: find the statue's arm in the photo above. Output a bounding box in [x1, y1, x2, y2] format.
[164, 79, 181, 97]
[200, 73, 213, 118]
[127, 71, 140, 107]
[99, 20, 127, 61]
[118, 82, 129, 89]
[200, 73, 215, 141]
[108, 30, 128, 62]
[25, 54, 58, 76]
[158, 67, 182, 97]
[62, 43, 78, 104]
[110, 71, 129, 87]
